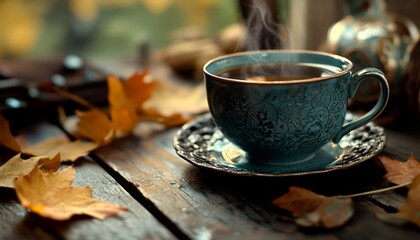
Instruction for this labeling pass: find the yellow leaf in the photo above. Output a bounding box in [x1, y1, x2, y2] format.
[15, 161, 127, 221]
[273, 187, 354, 228]
[376, 154, 420, 185]
[0, 115, 21, 152]
[0, 154, 57, 189]
[22, 137, 98, 162]
[76, 109, 114, 145]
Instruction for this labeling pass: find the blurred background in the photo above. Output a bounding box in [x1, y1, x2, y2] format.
[0, 0, 235, 59]
[0, 0, 265, 60]
[1, 0, 420, 61]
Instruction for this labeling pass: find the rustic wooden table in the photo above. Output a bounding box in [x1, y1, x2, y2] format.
[1, 61, 420, 239]
[1, 113, 420, 240]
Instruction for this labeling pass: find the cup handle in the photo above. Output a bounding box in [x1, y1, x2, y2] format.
[332, 68, 390, 143]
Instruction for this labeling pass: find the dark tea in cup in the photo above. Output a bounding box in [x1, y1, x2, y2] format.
[217, 63, 338, 82]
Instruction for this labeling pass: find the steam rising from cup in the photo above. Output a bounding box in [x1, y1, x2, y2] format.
[238, 0, 292, 80]
[239, 0, 282, 51]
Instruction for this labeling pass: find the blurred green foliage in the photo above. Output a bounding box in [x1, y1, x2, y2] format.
[1, 0, 290, 59]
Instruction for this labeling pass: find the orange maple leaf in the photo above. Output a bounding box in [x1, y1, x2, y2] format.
[66, 70, 192, 144]
[15, 155, 127, 221]
[107, 75, 139, 134]
[107, 71, 191, 130]
[124, 70, 157, 110]
[376, 154, 420, 185]
[76, 109, 114, 145]
[273, 186, 354, 228]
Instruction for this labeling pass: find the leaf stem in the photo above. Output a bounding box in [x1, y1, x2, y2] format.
[338, 182, 411, 199]
[53, 86, 100, 110]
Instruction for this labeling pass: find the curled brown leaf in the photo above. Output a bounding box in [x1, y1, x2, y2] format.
[273, 187, 354, 228]
[376, 154, 420, 185]
[377, 174, 420, 228]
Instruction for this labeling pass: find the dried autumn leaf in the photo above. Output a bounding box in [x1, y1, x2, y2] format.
[69, 70, 190, 140]
[144, 81, 208, 116]
[22, 137, 97, 162]
[15, 160, 127, 221]
[124, 70, 157, 110]
[0, 154, 57, 188]
[108, 75, 133, 109]
[108, 75, 139, 133]
[110, 108, 138, 134]
[0, 115, 21, 152]
[38, 154, 61, 172]
[376, 154, 420, 185]
[76, 109, 114, 145]
[377, 174, 420, 227]
[394, 174, 420, 227]
[141, 108, 191, 127]
[273, 187, 354, 228]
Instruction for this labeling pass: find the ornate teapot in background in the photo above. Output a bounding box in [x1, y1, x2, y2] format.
[322, 0, 419, 123]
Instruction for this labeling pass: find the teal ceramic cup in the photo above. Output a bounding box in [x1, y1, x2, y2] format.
[204, 50, 389, 165]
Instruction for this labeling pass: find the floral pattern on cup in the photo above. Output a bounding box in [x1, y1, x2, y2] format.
[210, 78, 347, 162]
[204, 50, 389, 165]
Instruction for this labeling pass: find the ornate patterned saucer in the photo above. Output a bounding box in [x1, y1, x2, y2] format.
[173, 113, 386, 177]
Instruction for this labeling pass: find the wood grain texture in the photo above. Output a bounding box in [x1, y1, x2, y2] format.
[0, 122, 175, 240]
[92, 124, 420, 240]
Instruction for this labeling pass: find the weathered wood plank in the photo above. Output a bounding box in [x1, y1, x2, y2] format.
[332, 200, 420, 240]
[91, 124, 420, 240]
[0, 122, 176, 240]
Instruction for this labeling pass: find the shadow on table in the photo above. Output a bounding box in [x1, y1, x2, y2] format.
[182, 159, 390, 202]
